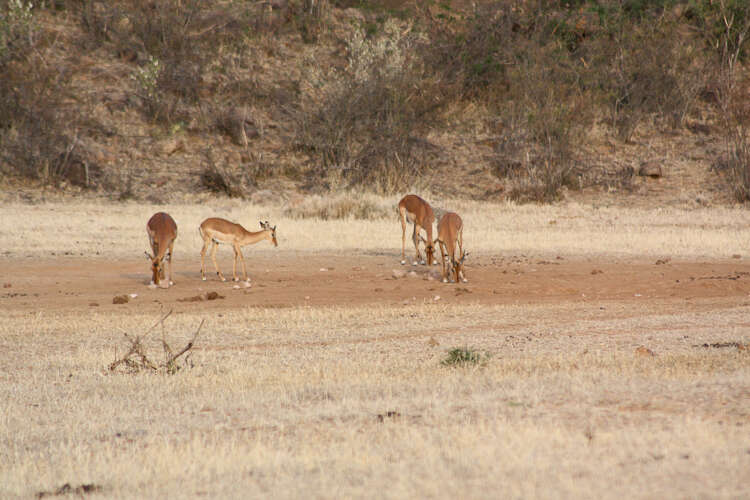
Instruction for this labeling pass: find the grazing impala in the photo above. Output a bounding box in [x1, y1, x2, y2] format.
[199, 218, 277, 282]
[145, 212, 178, 288]
[436, 212, 468, 283]
[398, 194, 436, 266]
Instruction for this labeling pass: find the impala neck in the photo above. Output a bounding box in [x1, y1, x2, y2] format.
[239, 227, 271, 245]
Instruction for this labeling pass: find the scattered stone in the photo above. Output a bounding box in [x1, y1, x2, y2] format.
[655, 258, 671, 265]
[36, 483, 102, 498]
[376, 410, 401, 422]
[178, 291, 224, 302]
[635, 346, 656, 357]
[128, 293, 138, 299]
[157, 138, 183, 156]
[428, 337, 440, 347]
[638, 160, 663, 178]
[89, 302, 99, 307]
[407, 271, 418, 278]
[433, 295, 441, 301]
[112, 295, 129, 304]
[591, 269, 603, 275]
[392, 269, 406, 279]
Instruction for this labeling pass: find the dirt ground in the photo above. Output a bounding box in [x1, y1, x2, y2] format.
[4, 252, 750, 315]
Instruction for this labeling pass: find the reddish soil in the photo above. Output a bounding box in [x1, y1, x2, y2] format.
[2, 253, 750, 315]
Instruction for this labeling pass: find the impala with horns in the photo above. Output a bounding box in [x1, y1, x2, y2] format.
[145, 212, 178, 288]
[199, 218, 278, 282]
[436, 212, 468, 283]
[398, 194, 437, 266]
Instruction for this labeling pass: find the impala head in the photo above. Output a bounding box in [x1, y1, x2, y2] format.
[420, 236, 436, 266]
[144, 250, 164, 285]
[260, 220, 278, 247]
[453, 250, 469, 282]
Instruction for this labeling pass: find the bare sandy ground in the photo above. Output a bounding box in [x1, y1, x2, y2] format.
[3, 252, 750, 314]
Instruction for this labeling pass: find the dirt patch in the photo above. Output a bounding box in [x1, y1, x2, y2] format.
[2, 254, 750, 315]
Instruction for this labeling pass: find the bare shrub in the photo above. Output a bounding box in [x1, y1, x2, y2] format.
[109, 310, 202, 375]
[294, 18, 445, 193]
[708, 1, 750, 201]
[0, 5, 94, 186]
[200, 149, 252, 198]
[589, 11, 710, 141]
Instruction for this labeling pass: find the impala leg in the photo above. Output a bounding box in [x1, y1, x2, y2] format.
[412, 224, 423, 265]
[237, 245, 249, 281]
[399, 208, 407, 265]
[210, 241, 225, 281]
[200, 239, 208, 281]
[231, 244, 240, 281]
[439, 241, 448, 283]
[167, 241, 174, 286]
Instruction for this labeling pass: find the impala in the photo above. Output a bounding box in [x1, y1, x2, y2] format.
[199, 218, 278, 282]
[398, 194, 436, 266]
[145, 212, 178, 288]
[436, 212, 468, 283]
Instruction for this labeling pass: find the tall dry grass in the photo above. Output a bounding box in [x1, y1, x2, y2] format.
[1, 197, 749, 259]
[1, 302, 748, 498]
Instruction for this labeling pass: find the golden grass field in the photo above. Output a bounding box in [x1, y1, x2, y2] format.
[1, 197, 749, 499]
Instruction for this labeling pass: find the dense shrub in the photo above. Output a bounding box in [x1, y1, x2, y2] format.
[294, 18, 445, 193]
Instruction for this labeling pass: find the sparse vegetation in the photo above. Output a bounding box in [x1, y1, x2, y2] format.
[1, 0, 750, 201]
[441, 346, 488, 367]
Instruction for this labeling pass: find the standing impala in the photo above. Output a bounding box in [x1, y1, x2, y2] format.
[398, 194, 436, 266]
[436, 212, 468, 283]
[145, 212, 178, 288]
[199, 218, 277, 282]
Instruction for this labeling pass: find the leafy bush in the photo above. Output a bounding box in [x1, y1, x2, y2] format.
[294, 18, 445, 193]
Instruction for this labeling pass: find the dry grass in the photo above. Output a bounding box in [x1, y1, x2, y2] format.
[1, 301, 748, 498]
[1, 197, 750, 259]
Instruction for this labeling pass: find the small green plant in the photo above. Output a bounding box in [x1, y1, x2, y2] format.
[132, 54, 162, 102]
[441, 347, 489, 367]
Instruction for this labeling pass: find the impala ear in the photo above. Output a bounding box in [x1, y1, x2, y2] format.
[144, 250, 154, 260]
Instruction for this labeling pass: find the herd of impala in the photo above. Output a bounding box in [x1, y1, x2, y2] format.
[145, 193, 467, 288]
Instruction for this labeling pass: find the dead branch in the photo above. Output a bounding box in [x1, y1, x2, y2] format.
[109, 311, 202, 374]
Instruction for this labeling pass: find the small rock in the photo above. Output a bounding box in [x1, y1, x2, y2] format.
[591, 269, 603, 275]
[89, 302, 99, 307]
[428, 337, 439, 347]
[158, 138, 183, 156]
[112, 295, 129, 304]
[407, 271, 418, 278]
[433, 295, 441, 301]
[655, 258, 671, 265]
[635, 346, 655, 357]
[392, 269, 406, 279]
[638, 161, 663, 178]
[128, 293, 138, 299]
[206, 291, 223, 300]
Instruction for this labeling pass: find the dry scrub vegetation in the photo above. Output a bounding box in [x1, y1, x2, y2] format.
[1, 0, 750, 202]
[1, 301, 749, 498]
